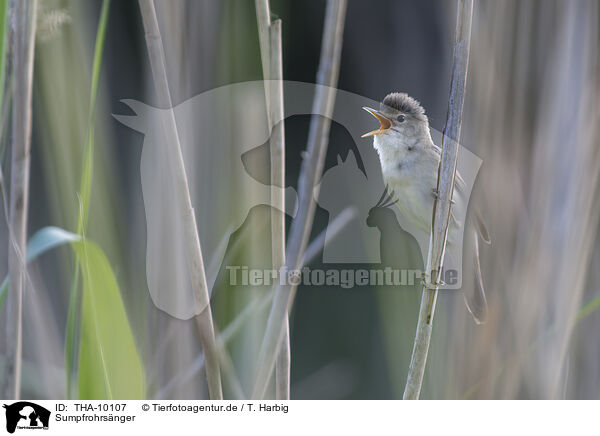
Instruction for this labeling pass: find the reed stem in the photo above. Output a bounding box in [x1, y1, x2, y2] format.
[268, 20, 290, 400]
[255, 0, 290, 399]
[252, 0, 347, 399]
[3, 0, 38, 400]
[137, 0, 223, 400]
[403, 0, 473, 400]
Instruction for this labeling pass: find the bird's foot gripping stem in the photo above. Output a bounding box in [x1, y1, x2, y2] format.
[421, 275, 445, 290]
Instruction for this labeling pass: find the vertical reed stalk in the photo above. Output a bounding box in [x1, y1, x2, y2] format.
[252, 0, 347, 399]
[4, 0, 38, 400]
[137, 0, 223, 400]
[255, 0, 290, 399]
[268, 20, 290, 400]
[403, 0, 473, 400]
[255, 0, 271, 126]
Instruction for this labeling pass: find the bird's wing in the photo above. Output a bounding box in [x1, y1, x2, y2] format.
[429, 145, 490, 323]
[457, 172, 491, 323]
[463, 224, 489, 324]
[455, 172, 466, 193]
[472, 206, 491, 244]
[453, 168, 490, 244]
[459, 173, 490, 323]
[428, 143, 467, 192]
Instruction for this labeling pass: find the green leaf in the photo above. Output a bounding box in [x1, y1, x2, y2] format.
[0, 226, 145, 399]
[66, 0, 111, 399]
[75, 238, 145, 399]
[25, 226, 81, 261]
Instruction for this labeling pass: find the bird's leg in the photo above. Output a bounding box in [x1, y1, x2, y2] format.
[421, 272, 445, 290]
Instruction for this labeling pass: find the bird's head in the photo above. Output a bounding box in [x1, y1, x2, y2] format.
[362, 93, 429, 146]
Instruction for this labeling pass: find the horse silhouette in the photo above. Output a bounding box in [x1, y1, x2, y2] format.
[113, 84, 298, 319]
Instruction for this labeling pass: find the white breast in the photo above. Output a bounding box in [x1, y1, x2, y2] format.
[374, 134, 464, 241]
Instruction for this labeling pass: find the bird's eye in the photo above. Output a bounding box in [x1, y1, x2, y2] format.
[397, 114, 406, 122]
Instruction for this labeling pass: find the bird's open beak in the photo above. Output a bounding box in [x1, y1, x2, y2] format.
[361, 107, 392, 137]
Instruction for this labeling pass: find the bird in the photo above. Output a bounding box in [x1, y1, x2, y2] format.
[362, 92, 490, 323]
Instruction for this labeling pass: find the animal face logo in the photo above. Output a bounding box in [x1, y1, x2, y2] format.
[114, 81, 482, 319]
[2, 402, 50, 434]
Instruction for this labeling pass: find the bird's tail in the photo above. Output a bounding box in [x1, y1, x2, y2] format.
[462, 213, 490, 324]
